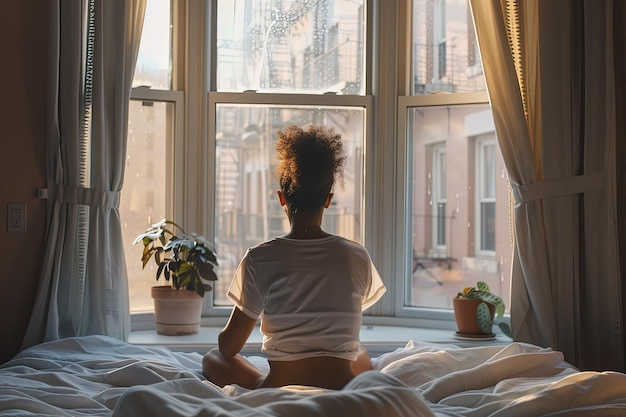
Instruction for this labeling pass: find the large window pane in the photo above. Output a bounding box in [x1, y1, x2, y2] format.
[122, 100, 172, 312]
[411, 0, 485, 95]
[126, 0, 177, 314]
[408, 104, 512, 310]
[212, 105, 365, 305]
[217, 0, 366, 94]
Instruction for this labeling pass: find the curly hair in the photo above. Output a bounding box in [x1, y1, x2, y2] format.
[275, 125, 346, 213]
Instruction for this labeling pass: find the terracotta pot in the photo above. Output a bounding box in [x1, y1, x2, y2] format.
[151, 286, 204, 335]
[452, 297, 495, 335]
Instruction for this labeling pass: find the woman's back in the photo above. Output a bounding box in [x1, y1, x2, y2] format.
[228, 235, 384, 362]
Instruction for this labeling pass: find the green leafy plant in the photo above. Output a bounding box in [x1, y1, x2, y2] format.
[456, 281, 513, 338]
[133, 219, 218, 297]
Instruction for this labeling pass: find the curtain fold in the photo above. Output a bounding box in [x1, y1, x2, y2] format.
[470, 0, 623, 371]
[21, 0, 146, 350]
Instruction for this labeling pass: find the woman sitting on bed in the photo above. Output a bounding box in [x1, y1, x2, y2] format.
[202, 124, 386, 390]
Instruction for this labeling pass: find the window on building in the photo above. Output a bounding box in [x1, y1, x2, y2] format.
[432, 144, 447, 255]
[476, 136, 497, 256]
[434, 0, 446, 82]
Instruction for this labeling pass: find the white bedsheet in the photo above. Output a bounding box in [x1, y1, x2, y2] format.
[1, 335, 625, 416]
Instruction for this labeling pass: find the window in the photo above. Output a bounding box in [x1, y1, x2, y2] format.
[402, 0, 512, 314]
[476, 136, 497, 256]
[209, 0, 370, 308]
[435, 0, 446, 80]
[210, 103, 367, 306]
[122, 0, 179, 313]
[431, 144, 447, 255]
[124, 95, 180, 312]
[122, 0, 513, 325]
[215, 0, 365, 94]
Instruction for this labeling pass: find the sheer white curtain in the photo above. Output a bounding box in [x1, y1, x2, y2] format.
[21, 0, 146, 349]
[470, 0, 623, 371]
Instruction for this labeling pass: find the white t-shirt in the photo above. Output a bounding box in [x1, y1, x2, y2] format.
[227, 235, 386, 361]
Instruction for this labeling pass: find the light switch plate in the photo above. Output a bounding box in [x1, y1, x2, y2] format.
[7, 203, 26, 232]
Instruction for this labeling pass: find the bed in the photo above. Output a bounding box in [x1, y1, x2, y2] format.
[1, 335, 626, 416]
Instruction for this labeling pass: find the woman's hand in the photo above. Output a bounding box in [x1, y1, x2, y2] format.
[352, 346, 373, 374]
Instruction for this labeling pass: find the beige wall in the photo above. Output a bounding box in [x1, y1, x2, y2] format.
[0, 2, 49, 364]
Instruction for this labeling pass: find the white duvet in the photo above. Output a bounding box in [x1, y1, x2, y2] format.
[1, 335, 625, 416]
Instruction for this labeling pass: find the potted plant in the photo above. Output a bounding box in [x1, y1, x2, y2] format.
[133, 218, 218, 335]
[453, 281, 512, 338]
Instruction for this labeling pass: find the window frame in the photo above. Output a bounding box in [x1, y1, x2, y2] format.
[128, 0, 508, 331]
[203, 92, 375, 317]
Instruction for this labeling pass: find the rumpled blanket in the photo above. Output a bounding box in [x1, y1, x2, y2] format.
[1, 336, 626, 416]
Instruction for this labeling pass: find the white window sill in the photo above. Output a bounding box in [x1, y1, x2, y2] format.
[128, 324, 510, 356]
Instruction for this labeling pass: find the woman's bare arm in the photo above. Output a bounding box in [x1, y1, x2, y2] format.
[218, 307, 258, 356]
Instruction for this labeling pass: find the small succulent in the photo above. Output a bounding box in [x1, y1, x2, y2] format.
[457, 281, 513, 338]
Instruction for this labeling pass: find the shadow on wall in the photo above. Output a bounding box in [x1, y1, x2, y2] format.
[0, 1, 49, 364]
